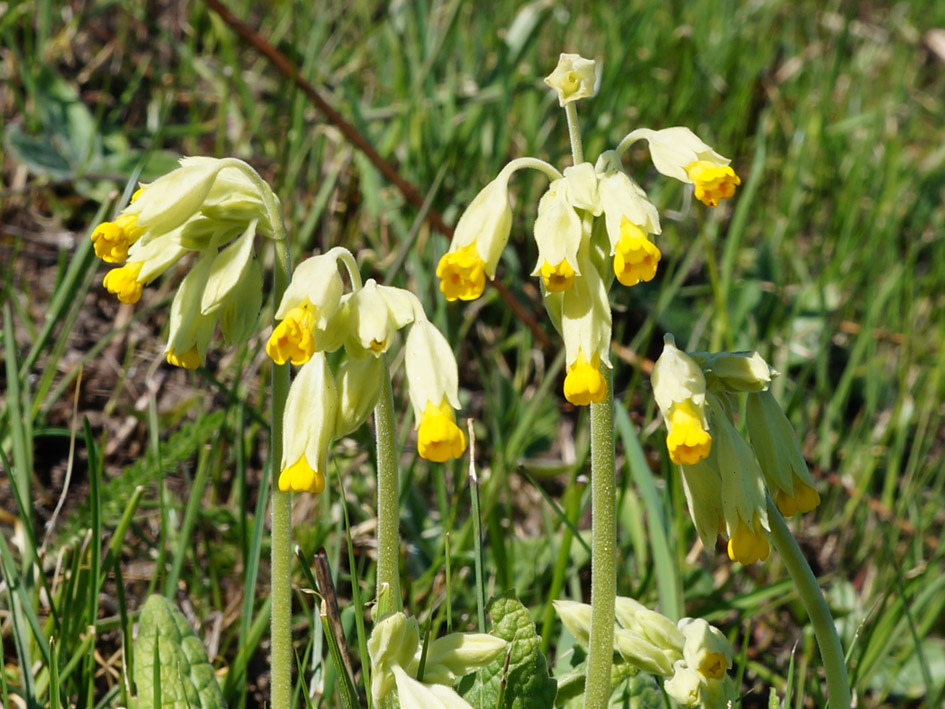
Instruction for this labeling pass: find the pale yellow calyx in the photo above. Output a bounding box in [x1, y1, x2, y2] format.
[776, 474, 821, 517]
[166, 346, 201, 370]
[541, 259, 576, 292]
[614, 218, 661, 287]
[685, 161, 741, 207]
[417, 400, 466, 463]
[666, 401, 712, 465]
[563, 350, 606, 406]
[266, 300, 317, 365]
[726, 519, 769, 564]
[91, 214, 145, 264]
[103, 261, 145, 304]
[279, 455, 325, 494]
[436, 243, 486, 301]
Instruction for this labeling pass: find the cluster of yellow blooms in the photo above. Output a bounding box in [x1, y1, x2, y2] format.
[90, 157, 278, 368]
[436, 54, 740, 407]
[555, 596, 736, 708]
[264, 248, 467, 494]
[652, 336, 821, 564]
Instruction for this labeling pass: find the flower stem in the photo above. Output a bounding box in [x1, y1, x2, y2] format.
[766, 497, 851, 708]
[565, 102, 584, 165]
[374, 357, 402, 616]
[585, 364, 616, 708]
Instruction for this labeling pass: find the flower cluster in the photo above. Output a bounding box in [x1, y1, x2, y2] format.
[268, 248, 467, 494]
[555, 596, 736, 708]
[436, 54, 740, 406]
[652, 335, 821, 564]
[90, 157, 280, 368]
[367, 611, 506, 708]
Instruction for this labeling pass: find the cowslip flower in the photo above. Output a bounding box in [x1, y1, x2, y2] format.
[93, 157, 280, 368]
[555, 596, 736, 709]
[267, 250, 345, 365]
[619, 127, 741, 208]
[279, 353, 337, 494]
[368, 612, 505, 708]
[544, 53, 598, 106]
[438, 55, 738, 406]
[651, 335, 712, 465]
[746, 389, 821, 517]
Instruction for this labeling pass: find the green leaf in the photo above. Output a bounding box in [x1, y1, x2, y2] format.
[133, 595, 225, 709]
[457, 592, 556, 708]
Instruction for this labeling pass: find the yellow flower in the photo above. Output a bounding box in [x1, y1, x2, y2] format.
[540, 259, 576, 292]
[417, 400, 466, 463]
[726, 518, 770, 565]
[280, 354, 337, 495]
[544, 53, 597, 106]
[279, 456, 325, 494]
[436, 242, 487, 301]
[103, 262, 145, 304]
[630, 127, 740, 207]
[166, 347, 201, 370]
[776, 475, 821, 517]
[665, 401, 712, 465]
[90, 214, 144, 263]
[685, 161, 741, 208]
[563, 350, 607, 406]
[613, 218, 661, 287]
[266, 301, 317, 365]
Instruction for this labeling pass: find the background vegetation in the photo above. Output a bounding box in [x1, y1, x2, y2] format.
[2, 0, 944, 706]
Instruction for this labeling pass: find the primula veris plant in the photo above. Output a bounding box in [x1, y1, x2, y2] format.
[437, 51, 744, 709]
[652, 335, 822, 564]
[436, 54, 740, 407]
[91, 157, 280, 368]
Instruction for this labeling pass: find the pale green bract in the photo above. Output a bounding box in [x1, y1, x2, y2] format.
[133, 595, 225, 709]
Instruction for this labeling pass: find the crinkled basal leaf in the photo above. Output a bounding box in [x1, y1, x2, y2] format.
[134, 595, 225, 709]
[457, 592, 556, 708]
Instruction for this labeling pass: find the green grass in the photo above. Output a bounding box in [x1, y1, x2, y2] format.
[2, 0, 945, 706]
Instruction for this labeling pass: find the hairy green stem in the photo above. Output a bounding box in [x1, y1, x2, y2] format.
[565, 103, 584, 165]
[766, 497, 851, 708]
[585, 365, 616, 708]
[374, 359, 402, 616]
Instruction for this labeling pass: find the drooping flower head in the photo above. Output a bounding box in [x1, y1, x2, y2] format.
[93, 157, 281, 369]
[437, 55, 739, 406]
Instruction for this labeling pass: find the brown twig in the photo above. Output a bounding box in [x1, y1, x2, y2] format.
[203, 0, 551, 346]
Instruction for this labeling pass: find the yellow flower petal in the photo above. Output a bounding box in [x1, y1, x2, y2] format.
[613, 218, 661, 287]
[685, 161, 741, 207]
[417, 400, 466, 462]
[103, 261, 145, 304]
[726, 520, 769, 565]
[166, 346, 201, 369]
[666, 401, 711, 465]
[279, 456, 325, 494]
[266, 301, 317, 365]
[436, 243, 486, 302]
[540, 259, 576, 292]
[563, 351, 607, 406]
[776, 475, 821, 517]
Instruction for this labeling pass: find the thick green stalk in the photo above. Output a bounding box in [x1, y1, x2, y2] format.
[374, 358, 402, 616]
[584, 365, 616, 708]
[766, 497, 851, 708]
